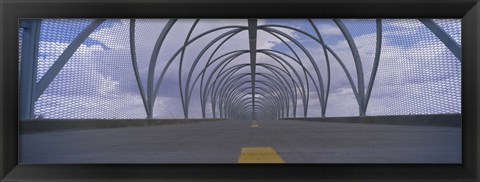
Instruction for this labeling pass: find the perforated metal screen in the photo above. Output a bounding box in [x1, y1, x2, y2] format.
[367, 19, 461, 115]
[33, 19, 145, 119]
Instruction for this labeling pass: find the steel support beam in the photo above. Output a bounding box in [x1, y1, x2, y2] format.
[35, 19, 106, 101]
[19, 19, 41, 119]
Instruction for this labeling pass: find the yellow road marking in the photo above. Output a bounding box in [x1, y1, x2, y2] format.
[237, 147, 285, 163]
[251, 121, 258, 128]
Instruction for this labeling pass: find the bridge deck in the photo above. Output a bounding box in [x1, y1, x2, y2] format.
[20, 119, 461, 163]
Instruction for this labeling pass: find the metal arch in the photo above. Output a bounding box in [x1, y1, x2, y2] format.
[258, 50, 324, 117]
[255, 67, 301, 117]
[149, 26, 248, 118]
[256, 63, 305, 116]
[198, 28, 246, 118]
[252, 78, 290, 118]
[213, 57, 297, 118]
[187, 48, 247, 119]
[183, 28, 247, 118]
[258, 31, 313, 117]
[240, 100, 278, 119]
[211, 67, 251, 117]
[204, 49, 310, 118]
[222, 78, 289, 118]
[258, 67, 297, 118]
[212, 62, 296, 119]
[418, 19, 461, 61]
[259, 25, 362, 115]
[258, 27, 327, 117]
[227, 94, 268, 119]
[259, 49, 321, 117]
[209, 65, 251, 117]
[198, 56, 248, 118]
[133, 19, 374, 118]
[249, 86, 286, 114]
[221, 91, 246, 119]
[191, 49, 248, 102]
[212, 65, 288, 118]
[245, 109, 274, 120]
[212, 64, 297, 118]
[228, 86, 284, 112]
[215, 74, 252, 117]
[198, 50, 288, 118]
[308, 19, 331, 116]
[228, 91, 282, 119]
[138, 24, 247, 118]
[217, 75, 288, 119]
[333, 19, 366, 116]
[249, 98, 279, 119]
[217, 74, 252, 117]
[183, 41, 247, 118]
[178, 19, 200, 118]
[259, 49, 323, 109]
[232, 97, 278, 120]
[146, 19, 177, 118]
[229, 79, 288, 118]
[264, 20, 381, 115]
[199, 51, 250, 116]
[223, 84, 284, 119]
[229, 96, 256, 119]
[237, 103, 274, 120]
[364, 19, 383, 114]
[129, 19, 150, 117]
[218, 75, 288, 119]
[257, 51, 307, 116]
[255, 73, 294, 117]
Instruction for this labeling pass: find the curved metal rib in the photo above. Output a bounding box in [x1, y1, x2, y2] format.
[364, 19, 383, 114]
[333, 19, 366, 116]
[129, 19, 150, 117]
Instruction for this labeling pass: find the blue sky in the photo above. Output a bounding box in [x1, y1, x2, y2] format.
[25, 19, 461, 119]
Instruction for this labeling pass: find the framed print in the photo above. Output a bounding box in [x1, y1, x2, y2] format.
[1, 0, 479, 181]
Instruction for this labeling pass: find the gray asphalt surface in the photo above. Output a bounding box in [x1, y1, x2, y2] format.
[20, 119, 461, 163]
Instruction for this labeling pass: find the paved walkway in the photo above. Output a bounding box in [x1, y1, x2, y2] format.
[20, 119, 461, 163]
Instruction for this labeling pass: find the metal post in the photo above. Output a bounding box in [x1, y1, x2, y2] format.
[248, 19, 257, 120]
[19, 19, 41, 119]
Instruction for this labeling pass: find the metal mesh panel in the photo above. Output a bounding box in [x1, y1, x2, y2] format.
[367, 19, 461, 115]
[34, 19, 145, 119]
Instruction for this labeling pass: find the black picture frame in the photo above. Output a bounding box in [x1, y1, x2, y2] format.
[1, 0, 479, 181]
